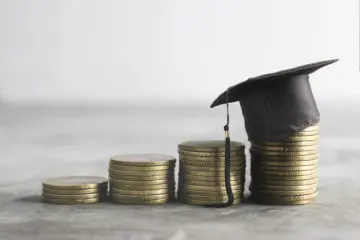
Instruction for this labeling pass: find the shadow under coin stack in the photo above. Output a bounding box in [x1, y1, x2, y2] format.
[108, 154, 176, 204]
[250, 125, 319, 205]
[42, 176, 108, 204]
[177, 140, 246, 206]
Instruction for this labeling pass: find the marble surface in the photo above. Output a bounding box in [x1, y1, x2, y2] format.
[1, 102, 360, 240]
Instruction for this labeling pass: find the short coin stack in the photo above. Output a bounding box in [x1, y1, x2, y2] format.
[177, 140, 246, 206]
[108, 154, 176, 204]
[250, 125, 319, 205]
[42, 176, 108, 204]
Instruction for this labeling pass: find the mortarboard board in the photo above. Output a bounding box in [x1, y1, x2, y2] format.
[210, 59, 339, 143]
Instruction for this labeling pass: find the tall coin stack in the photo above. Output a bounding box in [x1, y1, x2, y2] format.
[250, 125, 319, 205]
[108, 154, 176, 204]
[177, 140, 246, 206]
[42, 176, 108, 204]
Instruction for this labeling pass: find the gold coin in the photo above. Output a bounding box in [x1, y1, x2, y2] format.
[178, 188, 243, 196]
[109, 182, 173, 190]
[109, 163, 174, 171]
[42, 187, 107, 195]
[179, 197, 241, 205]
[110, 193, 173, 201]
[251, 164, 317, 172]
[42, 176, 108, 190]
[109, 188, 171, 196]
[251, 187, 317, 196]
[110, 154, 176, 167]
[251, 144, 317, 152]
[250, 183, 317, 191]
[251, 140, 318, 147]
[283, 135, 319, 142]
[251, 173, 317, 181]
[251, 192, 318, 202]
[111, 197, 170, 205]
[178, 140, 245, 152]
[109, 172, 174, 181]
[251, 178, 318, 186]
[302, 125, 319, 132]
[180, 168, 244, 177]
[251, 153, 319, 161]
[179, 154, 245, 162]
[179, 164, 245, 172]
[108, 169, 172, 176]
[178, 193, 241, 201]
[180, 174, 243, 182]
[179, 150, 245, 157]
[179, 159, 244, 168]
[250, 149, 317, 156]
[42, 192, 104, 200]
[109, 178, 174, 186]
[251, 197, 315, 205]
[178, 179, 242, 187]
[43, 197, 101, 205]
[251, 159, 318, 167]
[291, 131, 318, 137]
[180, 184, 242, 192]
[251, 169, 317, 177]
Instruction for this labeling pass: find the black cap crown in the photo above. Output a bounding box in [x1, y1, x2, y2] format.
[210, 59, 339, 142]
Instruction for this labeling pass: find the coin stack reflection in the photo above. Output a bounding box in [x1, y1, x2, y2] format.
[108, 154, 176, 204]
[177, 140, 246, 206]
[250, 125, 319, 205]
[42, 176, 108, 204]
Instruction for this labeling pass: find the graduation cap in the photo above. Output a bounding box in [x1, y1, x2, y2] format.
[208, 59, 338, 207]
[211, 59, 339, 143]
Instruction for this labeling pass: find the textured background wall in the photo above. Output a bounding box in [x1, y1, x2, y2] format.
[0, 0, 359, 103]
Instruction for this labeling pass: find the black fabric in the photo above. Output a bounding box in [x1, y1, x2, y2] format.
[210, 59, 338, 142]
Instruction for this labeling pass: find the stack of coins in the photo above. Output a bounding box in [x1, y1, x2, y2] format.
[108, 154, 176, 204]
[250, 125, 319, 205]
[177, 140, 246, 206]
[42, 176, 108, 204]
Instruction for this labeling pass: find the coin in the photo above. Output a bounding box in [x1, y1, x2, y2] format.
[179, 159, 244, 168]
[251, 192, 318, 201]
[110, 193, 173, 201]
[178, 193, 241, 201]
[179, 164, 245, 172]
[178, 188, 243, 196]
[251, 196, 316, 205]
[178, 140, 245, 152]
[111, 197, 170, 205]
[251, 144, 317, 152]
[110, 154, 176, 167]
[42, 192, 104, 200]
[251, 153, 319, 161]
[42, 176, 108, 190]
[251, 140, 318, 147]
[251, 159, 318, 167]
[180, 169, 244, 177]
[42, 187, 107, 195]
[109, 188, 171, 196]
[179, 155, 245, 162]
[181, 174, 244, 182]
[43, 197, 101, 205]
[179, 150, 245, 157]
[108, 169, 173, 176]
[109, 172, 174, 181]
[109, 182, 173, 190]
[251, 178, 318, 186]
[178, 197, 241, 205]
[302, 125, 319, 132]
[178, 179, 242, 187]
[250, 183, 317, 191]
[292, 131, 318, 137]
[250, 149, 317, 156]
[282, 135, 319, 142]
[251, 188, 317, 196]
[251, 169, 317, 177]
[109, 164, 174, 171]
[251, 173, 317, 181]
[180, 184, 242, 192]
[110, 178, 175, 188]
[251, 164, 317, 172]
